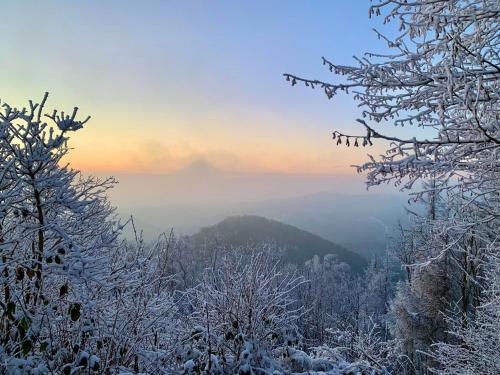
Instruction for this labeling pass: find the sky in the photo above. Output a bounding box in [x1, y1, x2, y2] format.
[0, 0, 408, 175]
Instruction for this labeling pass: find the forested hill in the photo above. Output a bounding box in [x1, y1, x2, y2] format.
[192, 215, 367, 272]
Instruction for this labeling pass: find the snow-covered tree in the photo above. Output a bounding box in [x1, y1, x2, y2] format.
[285, 0, 499, 202]
[0, 93, 122, 373]
[296, 255, 358, 347]
[0, 94, 180, 374]
[430, 252, 500, 375]
[390, 261, 451, 372]
[388, 189, 497, 372]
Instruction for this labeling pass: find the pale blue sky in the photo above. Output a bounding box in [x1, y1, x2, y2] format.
[0, 1, 408, 174]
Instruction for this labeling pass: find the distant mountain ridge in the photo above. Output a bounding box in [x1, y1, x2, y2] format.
[191, 215, 368, 272]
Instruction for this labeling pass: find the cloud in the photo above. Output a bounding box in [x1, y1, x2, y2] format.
[124, 138, 247, 173]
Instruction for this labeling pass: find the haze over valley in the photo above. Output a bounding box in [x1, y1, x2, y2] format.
[103, 161, 410, 257]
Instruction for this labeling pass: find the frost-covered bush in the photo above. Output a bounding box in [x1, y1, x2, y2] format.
[176, 249, 305, 374]
[84, 231, 180, 373]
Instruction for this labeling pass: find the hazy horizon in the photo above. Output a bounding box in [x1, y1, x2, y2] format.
[94, 160, 409, 254]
